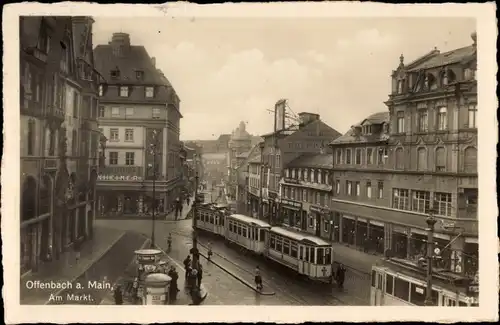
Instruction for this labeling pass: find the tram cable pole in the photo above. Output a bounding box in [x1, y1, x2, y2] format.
[149, 129, 159, 249]
[424, 208, 437, 306]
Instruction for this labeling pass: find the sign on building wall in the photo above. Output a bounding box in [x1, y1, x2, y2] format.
[98, 175, 143, 181]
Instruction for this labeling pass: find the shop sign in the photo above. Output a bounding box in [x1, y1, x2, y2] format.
[310, 204, 331, 214]
[281, 198, 302, 209]
[136, 254, 158, 264]
[98, 175, 143, 181]
[284, 178, 300, 184]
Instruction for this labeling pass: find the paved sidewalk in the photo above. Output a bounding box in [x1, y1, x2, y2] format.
[163, 201, 193, 221]
[20, 226, 125, 305]
[330, 242, 382, 274]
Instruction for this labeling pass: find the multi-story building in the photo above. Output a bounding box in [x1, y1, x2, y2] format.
[20, 16, 101, 274]
[94, 33, 183, 217]
[227, 121, 253, 200]
[201, 152, 228, 186]
[234, 143, 260, 214]
[260, 112, 341, 224]
[329, 33, 478, 276]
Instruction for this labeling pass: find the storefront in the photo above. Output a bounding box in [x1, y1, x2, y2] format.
[309, 204, 331, 237]
[280, 198, 302, 228]
[341, 215, 356, 246]
[367, 220, 385, 255]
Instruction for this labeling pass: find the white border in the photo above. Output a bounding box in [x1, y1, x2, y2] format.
[2, 2, 498, 323]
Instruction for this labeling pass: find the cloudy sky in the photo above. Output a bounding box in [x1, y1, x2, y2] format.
[92, 16, 475, 140]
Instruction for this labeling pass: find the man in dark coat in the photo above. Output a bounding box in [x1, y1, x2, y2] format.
[167, 266, 179, 302]
[113, 285, 123, 305]
[338, 264, 346, 289]
[196, 263, 203, 288]
[183, 255, 192, 280]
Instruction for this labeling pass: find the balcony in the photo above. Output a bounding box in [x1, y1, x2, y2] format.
[44, 105, 65, 123]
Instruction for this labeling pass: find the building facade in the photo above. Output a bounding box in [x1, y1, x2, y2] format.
[20, 16, 101, 274]
[94, 33, 183, 217]
[259, 112, 341, 224]
[329, 34, 478, 277]
[227, 121, 253, 201]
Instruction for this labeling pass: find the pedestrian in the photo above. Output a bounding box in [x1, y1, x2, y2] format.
[167, 266, 179, 302]
[254, 266, 263, 290]
[196, 263, 203, 288]
[183, 255, 192, 280]
[190, 266, 198, 289]
[207, 241, 213, 261]
[113, 285, 123, 305]
[338, 264, 346, 289]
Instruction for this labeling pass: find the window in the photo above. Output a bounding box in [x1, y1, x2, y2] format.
[435, 192, 452, 217]
[394, 278, 410, 302]
[136, 71, 144, 80]
[60, 42, 69, 73]
[412, 190, 430, 213]
[285, 169, 290, 178]
[276, 153, 281, 168]
[71, 130, 78, 156]
[152, 107, 161, 119]
[468, 104, 477, 128]
[110, 70, 120, 79]
[385, 274, 394, 295]
[346, 181, 352, 196]
[145, 87, 154, 98]
[27, 120, 35, 156]
[437, 107, 447, 130]
[291, 169, 296, 179]
[98, 85, 103, 96]
[110, 128, 119, 141]
[125, 107, 134, 117]
[435, 147, 446, 172]
[335, 180, 340, 194]
[355, 149, 362, 165]
[109, 152, 118, 165]
[396, 111, 405, 133]
[418, 110, 428, 132]
[346, 149, 351, 164]
[417, 147, 427, 171]
[73, 91, 79, 117]
[111, 107, 120, 117]
[98, 106, 105, 118]
[125, 129, 134, 142]
[366, 181, 372, 198]
[283, 240, 290, 255]
[393, 188, 410, 210]
[336, 149, 342, 164]
[120, 86, 129, 97]
[463, 147, 477, 172]
[395, 148, 404, 170]
[367, 148, 373, 164]
[290, 243, 298, 258]
[377, 181, 383, 199]
[464, 68, 475, 80]
[355, 182, 360, 196]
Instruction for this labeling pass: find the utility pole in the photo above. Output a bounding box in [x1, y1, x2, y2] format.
[424, 208, 437, 306]
[191, 153, 200, 267]
[258, 142, 265, 220]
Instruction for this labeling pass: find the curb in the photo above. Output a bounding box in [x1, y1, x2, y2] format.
[42, 231, 127, 305]
[197, 251, 275, 296]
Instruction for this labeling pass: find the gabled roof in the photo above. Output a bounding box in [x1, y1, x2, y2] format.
[330, 111, 390, 146]
[287, 153, 332, 169]
[407, 45, 476, 72]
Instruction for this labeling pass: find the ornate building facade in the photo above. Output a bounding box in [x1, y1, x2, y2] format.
[20, 16, 101, 274]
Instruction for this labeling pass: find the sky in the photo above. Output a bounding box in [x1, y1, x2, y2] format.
[92, 16, 476, 140]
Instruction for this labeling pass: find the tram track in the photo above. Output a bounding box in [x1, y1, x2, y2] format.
[171, 230, 346, 305]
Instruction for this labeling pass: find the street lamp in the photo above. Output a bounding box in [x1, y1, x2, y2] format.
[424, 206, 438, 306]
[148, 129, 160, 249]
[191, 153, 200, 266]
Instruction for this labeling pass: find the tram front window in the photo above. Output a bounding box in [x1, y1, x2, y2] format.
[259, 229, 265, 242]
[316, 248, 324, 264]
[325, 248, 332, 265]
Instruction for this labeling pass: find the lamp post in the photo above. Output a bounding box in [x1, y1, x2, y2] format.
[424, 207, 437, 306]
[191, 153, 200, 267]
[148, 129, 160, 249]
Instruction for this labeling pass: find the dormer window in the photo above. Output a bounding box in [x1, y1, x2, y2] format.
[464, 68, 475, 80]
[110, 69, 120, 79]
[145, 86, 154, 98]
[136, 71, 144, 80]
[120, 86, 129, 97]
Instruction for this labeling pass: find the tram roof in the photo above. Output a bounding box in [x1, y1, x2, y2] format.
[228, 214, 272, 228]
[270, 226, 331, 246]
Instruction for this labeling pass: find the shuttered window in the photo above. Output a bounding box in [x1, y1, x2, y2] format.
[464, 147, 477, 172]
[435, 147, 446, 171]
[395, 148, 404, 170]
[417, 147, 427, 171]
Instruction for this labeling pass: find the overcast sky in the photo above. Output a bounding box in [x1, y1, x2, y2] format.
[92, 17, 475, 140]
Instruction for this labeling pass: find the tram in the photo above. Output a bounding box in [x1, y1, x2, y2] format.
[266, 226, 333, 281]
[225, 214, 271, 254]
[370, 257, 479, 306]
[196, 202, 228, 236]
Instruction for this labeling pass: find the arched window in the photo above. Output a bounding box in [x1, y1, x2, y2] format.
[27, 120, 35, 156]
[417, 147, 427, 171]
[435, 147, 446, 172]
[395, 148, 404, 170]
[464, 147, 477, 172]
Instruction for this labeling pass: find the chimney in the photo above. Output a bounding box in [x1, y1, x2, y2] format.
[151, 57, 156, 68]
[298, 112, 320, 127]
[110, 32, 131, 56]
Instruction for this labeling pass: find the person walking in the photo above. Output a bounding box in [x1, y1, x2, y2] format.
[183, 255, 192, 280]
[167, 266, 179, 302]
[196, 263, 203, 288]
[338, 264, 346, 289]
[113, 285, 123, 305]
[254, 266, 263, 291]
